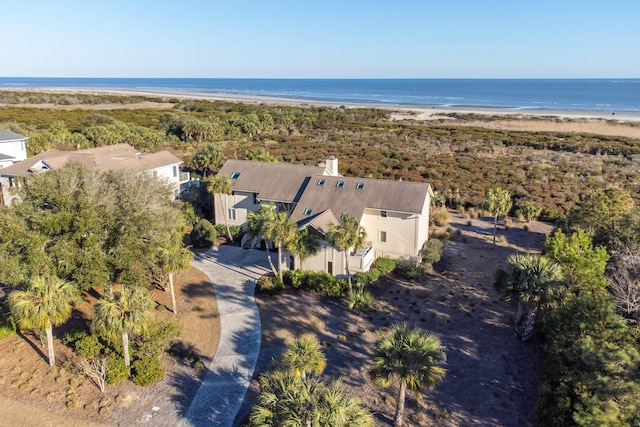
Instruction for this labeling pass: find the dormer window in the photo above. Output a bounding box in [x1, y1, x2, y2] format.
[230, 172, 241, 179]
[356, 182, 365, 190]
[336, 181, 345, 188]
[304, 208, 313, 215]
[317, 179, 326, 186]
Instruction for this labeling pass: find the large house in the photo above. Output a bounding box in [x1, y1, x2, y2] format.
[213, 157, 433, 276]
[0, 143, 186, 205]
[0, 130, 28, 169]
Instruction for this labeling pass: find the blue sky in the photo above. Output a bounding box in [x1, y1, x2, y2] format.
[2, 0, 638, 78]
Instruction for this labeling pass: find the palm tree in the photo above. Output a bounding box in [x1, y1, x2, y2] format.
[8, 275, 78, 366]
[207, 174, 233, 241]
[497, 254, 564, 341]
[287, 228, 321, 271]
[328, 213, 367, 296]
[246, 204, 279, 277]
[156, 244, 193, 314]
[92, 286, 153, 367]
[266, 211, 298, 283]
[248, 370, 373, 427]
[281, 335, 326, 379]
[370, 323, 446, 427]
[483, 187, 512, 245]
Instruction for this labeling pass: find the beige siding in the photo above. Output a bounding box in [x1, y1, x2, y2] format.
[214, 191, 260, 227]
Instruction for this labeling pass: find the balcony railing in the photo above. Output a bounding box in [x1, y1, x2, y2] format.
[349, 246, 374, 273]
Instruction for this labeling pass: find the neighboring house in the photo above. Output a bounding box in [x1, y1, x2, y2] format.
[213, 156, 433, 277]
[0, 143, 187, 205]
[0, 130, 28, 169]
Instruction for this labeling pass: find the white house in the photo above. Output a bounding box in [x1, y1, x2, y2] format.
[213, 157, 433, 277]
[0, 130, 28, 169]
[0, 143, 186, 205]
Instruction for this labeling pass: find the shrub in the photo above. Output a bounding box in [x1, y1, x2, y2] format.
[430, 208, 450, 227]
[104, 354, 129, 384]
[137, 318, 184, 359]
[516, 201, 542, 222]
[75, 333, 104, 359]
[374, 257, 396, 275]
[131, 356, 165, 386]
[213, 224, 241, 238]
[422, 239, 444, 265]
[190, 219, 217, 248]
[353, 269, 381, 286]
[394, 261, 428, 281]
[256, 275, 284, 296]
[283, 271, 347, 297]
[349, 288, 374, 313]
[0, 305, 16, 339]
[62, 327, 89, 348]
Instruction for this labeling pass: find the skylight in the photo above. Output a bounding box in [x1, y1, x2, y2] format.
[336, 181, 345, 188]
[304, 208, 313, 215]
[317, 179, 326, 186]
[230, 172, 241, 179]
[356, 182, 365, 190]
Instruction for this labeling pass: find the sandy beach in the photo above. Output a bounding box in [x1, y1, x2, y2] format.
[2, 87, 639, 138]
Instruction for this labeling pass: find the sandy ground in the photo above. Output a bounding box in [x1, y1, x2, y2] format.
[0, 266, 220, 427]
[245, 212, 554, 426]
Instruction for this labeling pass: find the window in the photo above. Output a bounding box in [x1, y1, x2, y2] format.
[380, 231, 387, 243]
[381, 210, 387, 218]
[253, 193, 259, 204]
[227, 208, 236, 220]
[327, 261, 333, 275]
[304, 208, 313, 215]
[336, 181, 345, 188]
[317, 179, 326, 186]
[356, 182, 365, 190]
[173, 165, 178, 178]
[230, 172, 241, 179]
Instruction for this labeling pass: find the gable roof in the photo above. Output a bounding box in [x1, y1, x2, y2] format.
[0, 130, 27, 143]
[0, 144, 181, 177]
[218, 159, 325, 203]
[291, 175, 432, 227]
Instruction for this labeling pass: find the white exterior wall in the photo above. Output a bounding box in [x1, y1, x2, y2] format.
[296, 241, 348, 278]
[148, 163, 182, 196]
[0, 139, 27, 163]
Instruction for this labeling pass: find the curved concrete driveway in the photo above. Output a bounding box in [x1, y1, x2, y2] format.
[179, 245, 270, 427]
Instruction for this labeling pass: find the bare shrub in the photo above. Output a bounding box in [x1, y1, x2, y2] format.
[80, 357, 106, 392]
[607, 246, 640, 319]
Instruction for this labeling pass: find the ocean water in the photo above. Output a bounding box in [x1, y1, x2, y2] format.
[1, 77, 638, 113]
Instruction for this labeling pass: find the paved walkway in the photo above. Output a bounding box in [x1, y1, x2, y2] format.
[179, 245, 270, 427]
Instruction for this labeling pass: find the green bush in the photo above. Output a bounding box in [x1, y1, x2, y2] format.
[213, 224, 241, 238]
[0, 305, 16, 339]
[190, 219, 217, 248]
[422, 239, 444, 265]
[105, 354, 129, 384]
[349, 288, 374, 313]
[256, 275, 284, 296]
[137, 318, 184, 359]
[75, 333, 104, 359]
[131, 356, 165, 386]
[374, 257, 396, 275]
[284, 270, 347, 297]
[515, 201, 542, 222]
[353, 269, 381, 286]
[394, 261, 428, 281]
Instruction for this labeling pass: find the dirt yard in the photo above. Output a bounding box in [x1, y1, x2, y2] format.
[245, 212, 554, 426]
[0, 266, 220, 426]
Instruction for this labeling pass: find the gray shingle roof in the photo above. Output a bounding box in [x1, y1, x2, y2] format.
[218, 159, 325, 203]
[0, 144, 181, 177]
[0, 130, 27, 143]
[291, 175, 431, 224]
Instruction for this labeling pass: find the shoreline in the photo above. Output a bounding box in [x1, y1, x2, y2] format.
[2, 87, 640, 125]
